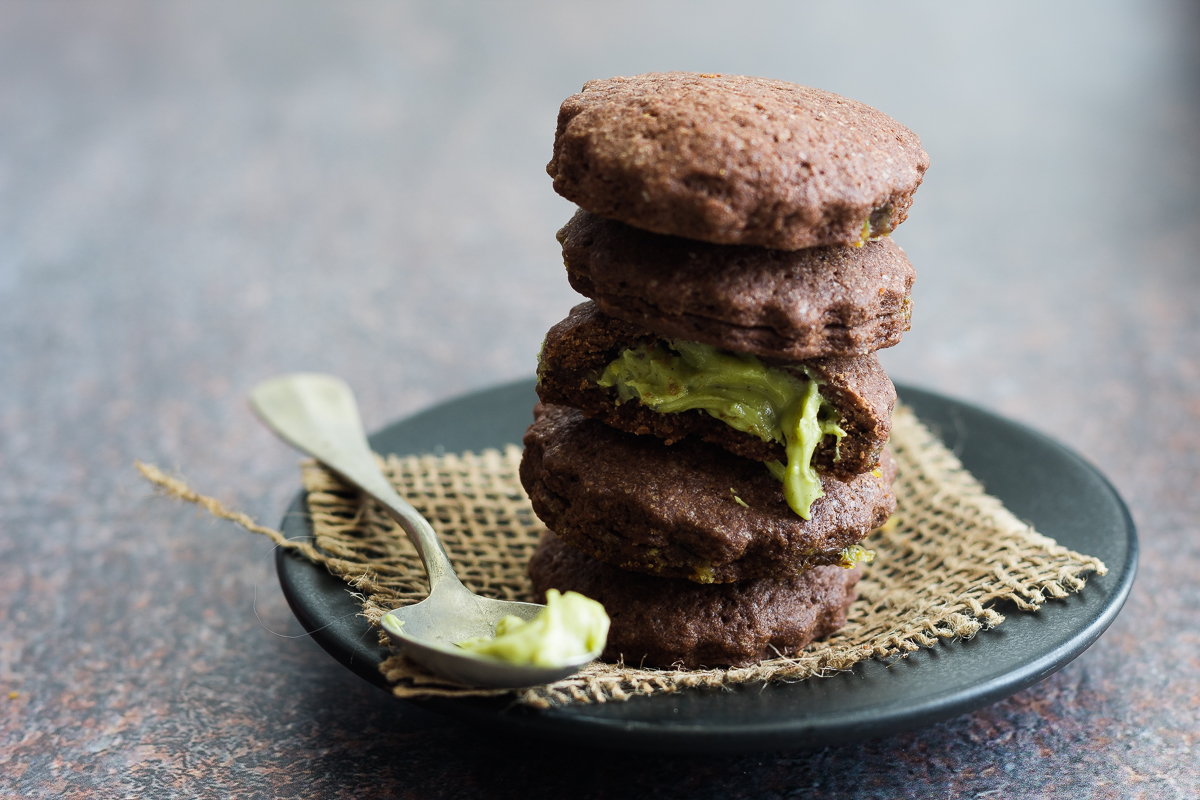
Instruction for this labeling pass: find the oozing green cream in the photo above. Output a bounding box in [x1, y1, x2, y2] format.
[595, 340, 846, 519]
[456, 590, 609, 667]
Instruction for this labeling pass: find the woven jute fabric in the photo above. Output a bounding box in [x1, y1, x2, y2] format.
[294, 405, 1106, 708]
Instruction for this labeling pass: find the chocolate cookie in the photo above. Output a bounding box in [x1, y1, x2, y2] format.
[528, 532, 860, 669]
[536, 302, 895, 478]
[547, 72, 928, 250]
[559, 210, 915, 360]
[520, 404, 897, 583]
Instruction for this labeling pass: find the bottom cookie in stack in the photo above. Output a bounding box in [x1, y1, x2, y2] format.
[519, 403, 897, 668]
[528, 532, 861, 669]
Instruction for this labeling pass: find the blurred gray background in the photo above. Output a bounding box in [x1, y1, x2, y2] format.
[2, 1, 1197, 797]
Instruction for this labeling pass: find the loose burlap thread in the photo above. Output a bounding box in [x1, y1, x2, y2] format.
[276, 405, 1105, 708]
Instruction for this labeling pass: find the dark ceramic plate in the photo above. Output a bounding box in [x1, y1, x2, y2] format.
[276, 379, 1136, 754]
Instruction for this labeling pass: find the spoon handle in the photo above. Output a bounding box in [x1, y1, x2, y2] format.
[249, 373, 462, 593]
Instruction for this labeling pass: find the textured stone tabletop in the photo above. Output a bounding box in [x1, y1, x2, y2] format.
[2, 1, 1197, 797]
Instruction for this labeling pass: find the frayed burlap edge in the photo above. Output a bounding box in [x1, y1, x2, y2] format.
[137, 405, 1106, 709]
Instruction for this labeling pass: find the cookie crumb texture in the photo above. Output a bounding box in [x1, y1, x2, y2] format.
[529, 532, 860, 668]
[548, 72, 928, 250]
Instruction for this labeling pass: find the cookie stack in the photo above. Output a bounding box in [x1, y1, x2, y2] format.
[520, 73, 928, 669]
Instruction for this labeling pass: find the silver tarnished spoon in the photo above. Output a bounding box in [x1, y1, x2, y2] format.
[249, 373, 598, 688]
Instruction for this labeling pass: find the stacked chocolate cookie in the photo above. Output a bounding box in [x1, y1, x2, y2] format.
[521, 73, 928, 669]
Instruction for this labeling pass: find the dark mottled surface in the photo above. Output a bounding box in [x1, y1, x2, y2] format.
[1, 1, 1197, 798]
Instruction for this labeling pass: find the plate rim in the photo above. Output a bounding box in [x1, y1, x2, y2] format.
[275, 379, 1138, 753]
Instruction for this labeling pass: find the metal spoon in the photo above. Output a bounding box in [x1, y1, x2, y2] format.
[249, 372, 598, 688]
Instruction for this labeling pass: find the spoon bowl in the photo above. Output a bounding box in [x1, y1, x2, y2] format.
[249, 372, 599, 688]
[380, 590, 596, 687]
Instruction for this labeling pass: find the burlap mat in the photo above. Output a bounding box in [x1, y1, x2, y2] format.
[278, 404, 1105, 708]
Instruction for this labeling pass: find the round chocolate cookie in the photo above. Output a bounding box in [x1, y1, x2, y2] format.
[536, 301, 896, 479]
[520, 404, 897, 584]
[559, 210, 915, 360]
[528, 532, 861, 669]
[547, 72, 928, 250]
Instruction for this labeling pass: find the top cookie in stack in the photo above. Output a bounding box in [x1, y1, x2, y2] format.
[547, 72, 927, 250]
[522, 73, 927, 666]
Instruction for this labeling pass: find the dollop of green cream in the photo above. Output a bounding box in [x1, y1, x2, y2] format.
[456, 590, 609, 667]
[595, 340, 845, 519]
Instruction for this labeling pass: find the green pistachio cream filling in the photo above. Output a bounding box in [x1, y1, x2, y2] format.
[456, 589, 610, 667]
[595, 339, 846, 519]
